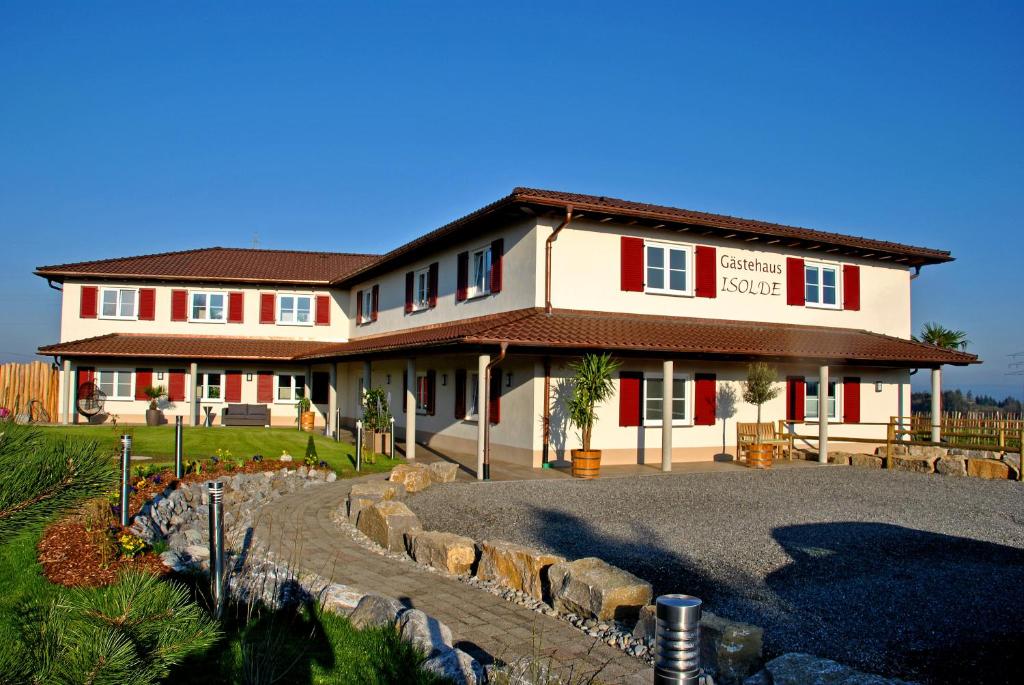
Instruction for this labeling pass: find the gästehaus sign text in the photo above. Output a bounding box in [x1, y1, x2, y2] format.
[719, 253, 783, 297]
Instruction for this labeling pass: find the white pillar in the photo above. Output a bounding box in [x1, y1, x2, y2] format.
[61, 358, 72, 425]
[930, 367, 942, 443]
[327, 364, 337, 438]
[662, 359, 673, 472]
[405, 358, 416, 460]
[362, 360, 372, 394]
[818, 364, 829, 464]
[477, 353, 490, 480]
[189, 361, 199, 426]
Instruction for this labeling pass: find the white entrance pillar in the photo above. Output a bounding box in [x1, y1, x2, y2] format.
[189, 361, 199, 426]
[405, 358, 416, 460]
[662, 359, 673, 472]
[477, 353, 490, 480]
[61, 358, 72, 425]
[930, 367, 942, 443]
[327, 364, 337, 438]
[818, 364, 829, 464]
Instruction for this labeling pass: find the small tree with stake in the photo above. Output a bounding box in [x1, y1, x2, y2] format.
[742, 362, 780, 426]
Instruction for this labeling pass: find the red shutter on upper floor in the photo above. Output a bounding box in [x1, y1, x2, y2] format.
[428, 262, 439, 308]
[356, 290, 363, 324]
[225, 370, 242, 403]
[168, 369, 186, 402]
[786, 257, 805, 306]
[488, 369, 501, 424]
[842, 264, 861, 311]
[134, 369, 153, 400]
[228, 292, 244, 323]
[259, 293, 276, 324]
[80, 286, 98, 318]
[843, 377, 861, 424]
[694, 373, 717, 425]
[426, 369, 436, 416]
[256, 371, 273, 403]
[490, 239, 504, 294]
[454, 369, 466, 418]
[138, 288, 156, 320]
[620, 237, 644, 292]
[618, 372, 642, 426]
[786, 376, 806, 422]
[404, 272, 414, 314]
[371, 285, 379, 321]
[315, 295, 330, 325]
[695, 246, 717, 298]
[170, 289, 188, 321]
[456, 251, 469, 301]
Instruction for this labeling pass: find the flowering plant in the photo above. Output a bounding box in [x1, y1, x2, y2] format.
[0, 407, 10, 420]
[361, 387, 392, 433]
[118, 533, 146, 558]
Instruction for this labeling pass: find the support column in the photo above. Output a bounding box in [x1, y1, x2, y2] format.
[930, 367, 942, 443]
[405, 358, 416, 460]
[362, 360, 372, 395]
[327, 364, 337, 438]
[61, 358, 71, 425]
[818, 364, 829, 464]
[477, 353, 490, 480]
[662, 359, 673, 472]
[189, 362, 199, 426]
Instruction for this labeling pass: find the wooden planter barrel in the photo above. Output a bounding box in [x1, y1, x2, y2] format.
[300, 411, 316, 432]
[571, 449, 602, 479]
[747, 443, 773, 469]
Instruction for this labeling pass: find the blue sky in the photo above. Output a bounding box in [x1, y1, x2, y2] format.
[1, 1, 1021, 398]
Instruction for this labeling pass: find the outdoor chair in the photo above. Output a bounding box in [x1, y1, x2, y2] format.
[736, 422, 791, 462]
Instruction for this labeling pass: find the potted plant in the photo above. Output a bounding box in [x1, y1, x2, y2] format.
[566, 353, 620, 479]
[142, 385, 166, 426]
[741, 362, 780, 469]
[361, 387, 392, 459]
[298, 396, 316, 432]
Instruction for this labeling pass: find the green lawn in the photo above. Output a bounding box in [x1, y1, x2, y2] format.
[35, 425, 398, 477]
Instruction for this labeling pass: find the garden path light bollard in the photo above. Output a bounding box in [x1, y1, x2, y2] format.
[208, 481, 225, 620]
[355, 420, 363, 472]
[174, 416, 184, 479]
[654, 594, 703, 685]
[119, 434, 132, 527]
[389, 417, 396, 458]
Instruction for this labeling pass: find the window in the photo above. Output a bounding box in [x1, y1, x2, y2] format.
[806, 379, 839, 420]
[278, 295, 312, 325]
[645, 242, 692, 296]
[469, 246, 492, 298]
[277, 374, 306, 402]
[359, 290, 373, 324]
[466, 372, 479, 419]
[416, 374, 430, 414]
[413, 267, 430, 311]
[804, 263, 839, 308]
[100, 288, 137, 319]
[198, 372, 222, 401]
[643, 374, 690, 426]
[190, 291, 226, 322]
[96, 370, 133, 400]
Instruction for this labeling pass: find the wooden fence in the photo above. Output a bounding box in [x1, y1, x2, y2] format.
[0, 361, 60, 422]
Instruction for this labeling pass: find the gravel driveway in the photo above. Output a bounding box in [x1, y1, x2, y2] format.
[407, 466, 1024, 684]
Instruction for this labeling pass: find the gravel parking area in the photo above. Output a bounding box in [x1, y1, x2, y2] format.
[408, 466, 1024, 684]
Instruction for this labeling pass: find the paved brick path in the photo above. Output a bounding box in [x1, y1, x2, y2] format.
[253, 475, 649, 683]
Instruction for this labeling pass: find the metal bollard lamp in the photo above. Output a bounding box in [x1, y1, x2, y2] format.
[174, 416, 184, 478]
[654, 594, 703, 685]
[208, 481, 225, 619]
[354, 420, 363, 472]
[119, 434, 132, 527]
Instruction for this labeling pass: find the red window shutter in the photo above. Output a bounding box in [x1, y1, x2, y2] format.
[371, 285, 379, 321]
[356, 290, 363, 324]
[259, 293, 276, 324]
[694, 373, 717, 425]
[138, 288, 156, 320]
[426, 369, 436, 416]
[225, 370, 242, 403]
[454, 369, 466, 418]
[620, 237, 644, 292]
[488, 369, 501, 424]
[786, 376, 806, 422]
[80, 286, 98, 318]
[456, 251, 469, 301]
[786, 258, 805, 306]
[618, 372, 642, 426]
[490, 239, 504, 294]
[695, 246, 717, 298]
[167, 369, 186, 402]
[171, 289, 188, 321]
[843, 377, 861, 424]
[404, 271, 414, 314]
[228, 291, 244, 323]
[842, 264, 861, 311]
[134, 368, 153, 400]
[428, 262, 439, 308]
[315, 295, 330, 325]
[256, 371, 273, 403]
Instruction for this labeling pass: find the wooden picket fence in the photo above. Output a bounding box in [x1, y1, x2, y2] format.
[903, 414, 1024, 449]
[0, 361, 60, 422]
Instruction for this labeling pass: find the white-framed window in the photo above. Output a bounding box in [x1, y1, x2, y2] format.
[468, 245, 492, 298]
[413, 267, 430, 311]
[359, 290, 373, 324]
[643, 373, 691, 426]
[466, 372, 479, 420]
[95, 369, 133, 400]
[198, 372, 223, 401]
[806, 379, 839, 421]
[804, 262, 840, 309]
[99, 288, 138, 319]
[190, 291, 227, 322]
[416, 374, 429, 414]
[278, 294, 313, 325]
[276, 373, 306, 402]
[645, 241, 692, 296]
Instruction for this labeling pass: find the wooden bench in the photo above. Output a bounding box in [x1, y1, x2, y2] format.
[736, 422, 791, 462]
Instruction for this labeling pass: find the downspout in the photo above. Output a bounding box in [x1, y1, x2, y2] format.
[545, 206, 574, 315]
[483, 342, 508, 481]
[542, 357, 551, 468]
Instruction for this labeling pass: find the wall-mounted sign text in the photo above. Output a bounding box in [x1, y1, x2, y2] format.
[719, 253, 783, 297]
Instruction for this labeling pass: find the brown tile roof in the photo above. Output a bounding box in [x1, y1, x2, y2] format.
[35, 247, 379, 285]
[38, 334, 332, 361]
[299, 308, 979, 366]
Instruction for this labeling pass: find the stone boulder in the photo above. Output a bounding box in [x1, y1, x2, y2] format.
[1002, 453, 1021, 479]
[422, 648, 485, 685]
[743, 652, 913, 685]
[407, 530, 477, 575]
[850, 454, 883, 469]
[476, 539, 565, 601]
[397, 608, 453, 657]
[346, 480, 406, 524]
[348, 593, 407, 630]
[357, 500, 422, 552]
[966, 458, 1010, 480]
[428, 461, 460, 484]
[875, 444, 908, 456]
[935, 455, 967, 476]
[891, 455, 936, 474]
[907, 444, 946, 460]
[548, 557, 652, 622]
[827, 452, 852, 466]
[389, 464, 433, 493]
[320, 583, 364, 616]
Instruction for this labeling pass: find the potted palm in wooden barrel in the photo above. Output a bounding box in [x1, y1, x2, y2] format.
[742, 362, 780, 469]
[298, 396, 316, 432]
[567, 353, 620, 479]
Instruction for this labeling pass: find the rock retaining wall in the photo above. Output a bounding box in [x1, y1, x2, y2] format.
[793, 445, 1020, 480]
